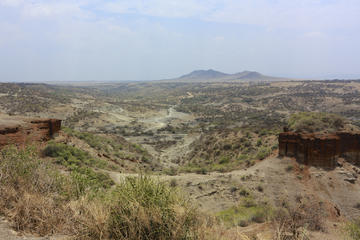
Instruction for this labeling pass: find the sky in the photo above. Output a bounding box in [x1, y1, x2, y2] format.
[0, 0, 360, 82]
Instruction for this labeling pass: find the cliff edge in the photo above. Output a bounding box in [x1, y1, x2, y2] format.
[279, 131, 360, 169]
[0, 115, 61, 149]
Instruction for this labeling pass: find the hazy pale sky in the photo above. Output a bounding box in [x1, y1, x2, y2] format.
[0, 0, 360, 82]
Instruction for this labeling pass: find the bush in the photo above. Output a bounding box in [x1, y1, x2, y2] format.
[219, 156, 230, 164]
[196, 167, 207, 175]
[256, 185, 264, 192]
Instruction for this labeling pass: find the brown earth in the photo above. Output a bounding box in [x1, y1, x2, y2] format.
[0, 114, 61, 149]
[279, 131, 360, 169]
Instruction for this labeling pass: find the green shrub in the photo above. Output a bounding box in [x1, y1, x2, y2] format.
[256, 185, 264, 192]
[222, 144, 232, 150]
[239, 188, 250, 196]
[133, 143, 146, 153]
[196, 167, 207, 175]
[219, 156, 230, 164]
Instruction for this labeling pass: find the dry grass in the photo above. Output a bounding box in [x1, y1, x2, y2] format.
[272, 201, 325, 240]
[0, 146, 75, 235]
[0, 146, 331, 239]
[106, 176, 199, 240]
[196, 216, 252, 240]
[0, 146, 203, 239]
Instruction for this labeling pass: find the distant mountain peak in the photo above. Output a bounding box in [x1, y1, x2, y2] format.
[179, 69, 228, 79]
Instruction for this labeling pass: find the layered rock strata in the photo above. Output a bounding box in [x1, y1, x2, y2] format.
[0, 116, 61, 149]
[279, 131, 360, 169]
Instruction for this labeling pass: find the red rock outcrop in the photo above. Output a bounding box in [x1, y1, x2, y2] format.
[279, 131, 360, 169]
[0, 117, 61, 149]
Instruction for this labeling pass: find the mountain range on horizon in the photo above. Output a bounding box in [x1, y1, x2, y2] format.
[162, 69, 291, 82]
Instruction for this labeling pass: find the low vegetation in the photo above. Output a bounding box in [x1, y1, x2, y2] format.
[63, 128, 123, 153]
[62, 128, 155, 171]
[345, 218, 360, 240]
[288, 112, 346, 133]
[44, 141, 109, 169]
[217, 196, 272, 227]
[0, 146, 200, 239]
[180, 129, 275, 173]
[2, 80, 360, 239]
[273, 200, 325, 240]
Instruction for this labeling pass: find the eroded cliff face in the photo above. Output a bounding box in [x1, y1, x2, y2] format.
[279, 131, 360, 169]
[0, 117, 61, 149]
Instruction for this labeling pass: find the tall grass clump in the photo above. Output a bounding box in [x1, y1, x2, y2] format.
[107, 176, 199, 240]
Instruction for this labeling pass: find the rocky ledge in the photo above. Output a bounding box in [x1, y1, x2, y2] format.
[279, 131, 360, 169]
[0, 115, 61, 149]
